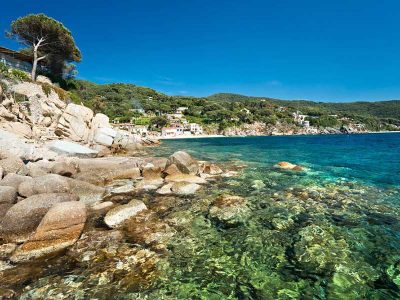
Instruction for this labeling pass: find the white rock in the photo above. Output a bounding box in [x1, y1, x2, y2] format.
[104, 200, 147, 228]
[48, 140, 98, 158]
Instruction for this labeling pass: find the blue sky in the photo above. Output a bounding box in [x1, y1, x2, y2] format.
[2, 0, 400, 101]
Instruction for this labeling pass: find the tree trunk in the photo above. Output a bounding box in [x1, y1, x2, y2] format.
[31, 47, 38, 81]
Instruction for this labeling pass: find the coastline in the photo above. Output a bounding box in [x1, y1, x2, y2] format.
[155, 130, 400, 140]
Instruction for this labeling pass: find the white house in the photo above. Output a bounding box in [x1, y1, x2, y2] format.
[161, 125, 185, 137]
[187, 123, 203, 134]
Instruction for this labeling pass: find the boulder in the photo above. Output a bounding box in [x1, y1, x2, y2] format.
[11, 201, 87, 262]
[25, 162, 48, 177]
[0, 156, 24, 176]
[51, 161, 79, 177]
[136, 178, 164, 191]
[93, 127, 117, 147]
[163, 164, 182, 176]
[0, 186, 17, 217]
[18, 174, 70, 197]
[48, 140, 98, 158]
[0, 166, 3, 179]
[0, 173, 33, 190]
[0, 193, 79, 242]
[104, 199, 147, 228]
[199, 162, 223, 176]
[74, 167, 141, 186]
[142, 165, 162, 180]
[66, 178, 106, 204]
[0, 243, 17, 259]
[55, 103, 94, 142]
[0, 129, 42, 161]
[165, 174, 207, 184]
[166, 151, 199, 175]
[0, 122, 32, 138]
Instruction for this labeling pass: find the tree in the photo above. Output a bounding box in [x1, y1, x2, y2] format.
[7, 14, 81, 81]
[150, 116, 168, 129]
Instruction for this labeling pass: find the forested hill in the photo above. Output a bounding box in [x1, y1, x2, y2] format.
[207, 93, 400, 120]
[67, 81, 400, 130]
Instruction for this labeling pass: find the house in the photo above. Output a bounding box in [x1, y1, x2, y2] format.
[187, 123, 203, 134]
[161, 125, 185, 137]
[240, 108, 251, 114]
[0, 46, 39, 73]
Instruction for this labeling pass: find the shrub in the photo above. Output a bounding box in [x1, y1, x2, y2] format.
[41, 83, 52, 96]
[10, 69, 30, 81]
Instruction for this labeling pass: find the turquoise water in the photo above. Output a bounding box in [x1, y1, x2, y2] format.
[154, 133, 400, 189]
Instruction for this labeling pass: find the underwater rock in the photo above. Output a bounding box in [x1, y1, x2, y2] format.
[274, 161, 305, 171]
[293, 224, 350, 274]
[252, 179, 266, 190]
[124, 211, 175, 251]
[19, 246, 160, 299]
[208, 194, 251, 226]
[11, 201, 87, 262]
[157, 182, 201, 195]
[104, 199, 147, 228]
[68, 229, 124, 263]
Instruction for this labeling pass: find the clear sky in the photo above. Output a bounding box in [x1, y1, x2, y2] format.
[2, 0, 400, 101]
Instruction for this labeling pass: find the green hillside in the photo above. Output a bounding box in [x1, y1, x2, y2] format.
[67, 80, 400, 130]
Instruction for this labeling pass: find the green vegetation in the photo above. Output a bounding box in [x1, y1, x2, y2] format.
[66, 80, 400, 131]
[0, 62, 31, 82]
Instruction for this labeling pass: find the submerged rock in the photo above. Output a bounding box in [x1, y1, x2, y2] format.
[209, 195, 251, 226]
[104, 199, 147, 228]
[274, 161, 305, 171]
[157, 182, 202, 195]
[11, 201, 87, 262]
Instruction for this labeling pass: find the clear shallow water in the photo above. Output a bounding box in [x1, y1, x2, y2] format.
[146, 133, 400, 299]
[11, 133, 400, 299]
